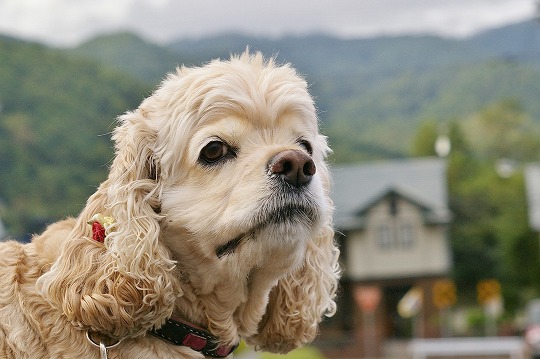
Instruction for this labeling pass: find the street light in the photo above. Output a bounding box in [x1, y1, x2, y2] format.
[435, 135, 451, 158]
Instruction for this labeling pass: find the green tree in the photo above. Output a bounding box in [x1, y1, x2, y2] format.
[0, 37, 149, 238]
[465, 99, 540, 162]
[409, 119, 438, 157]
[410, 109, 540, 311]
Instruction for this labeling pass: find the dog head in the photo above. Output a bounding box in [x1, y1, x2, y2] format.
[37, 52, 340, 353]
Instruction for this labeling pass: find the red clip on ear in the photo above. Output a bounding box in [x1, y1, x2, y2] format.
[91, 221, 106, 243]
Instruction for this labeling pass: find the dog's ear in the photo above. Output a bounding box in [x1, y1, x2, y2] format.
[248, 162, 340, 354]
[36, 111, 179, 339]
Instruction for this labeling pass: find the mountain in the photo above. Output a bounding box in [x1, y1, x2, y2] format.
[72, 31, 492, 92]
[71, 32, 197, 83]
[0, 36, 150, 236]
[2, 19, 540, 236]
[163, 21, 540, 159]
[468, 19, 540, 67]
[69, 21, 540, 152]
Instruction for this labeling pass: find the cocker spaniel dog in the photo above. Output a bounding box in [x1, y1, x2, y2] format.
[0, 52, 340, 358]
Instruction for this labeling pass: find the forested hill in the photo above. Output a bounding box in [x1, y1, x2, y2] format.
[0, 36, 150, 236]
[69, 19, 540, 160]
[1, 19, 540, 237]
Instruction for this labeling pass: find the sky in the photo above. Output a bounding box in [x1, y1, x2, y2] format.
[0, 0, 537, 47]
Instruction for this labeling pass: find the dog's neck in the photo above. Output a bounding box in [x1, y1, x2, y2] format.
[164, 241, 287, 348]
[169, 263, 252, 346]
[159, 217, 310, 349]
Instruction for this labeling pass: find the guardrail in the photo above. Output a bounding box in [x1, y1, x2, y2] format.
[409, 337, 527, 359]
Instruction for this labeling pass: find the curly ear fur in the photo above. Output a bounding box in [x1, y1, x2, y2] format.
[247, 153, 340, 353]
[36, 111, 178, 339]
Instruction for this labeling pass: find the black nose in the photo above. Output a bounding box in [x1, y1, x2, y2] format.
[269, 150, 316, 187]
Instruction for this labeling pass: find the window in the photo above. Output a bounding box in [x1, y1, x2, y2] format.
[375, 222, 415, 250]
[376, 224, 392, 249]
[398, 223, 415, 249]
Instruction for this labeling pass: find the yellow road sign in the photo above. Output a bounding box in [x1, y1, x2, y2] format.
[433, 279, 457, 309]
[477, 279, 501, 305]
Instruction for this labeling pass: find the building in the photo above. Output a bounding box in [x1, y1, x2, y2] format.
[525, 163, 540, 233]
[323, 157, 452, 358]
[0, 217, 6, 241]
[0, 200, 6, 240]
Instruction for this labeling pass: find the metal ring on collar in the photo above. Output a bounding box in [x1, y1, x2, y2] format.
[86, 331, 123, 350]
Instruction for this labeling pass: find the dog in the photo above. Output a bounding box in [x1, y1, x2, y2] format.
[0, 52, 340, 358]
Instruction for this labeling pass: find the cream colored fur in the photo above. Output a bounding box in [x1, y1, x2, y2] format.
[0, 52, 340, 358]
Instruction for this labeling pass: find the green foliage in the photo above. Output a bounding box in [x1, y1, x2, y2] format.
[260, 346, 326, 359]
[410, 120, 438, 157]
[465, 307, 488, 337]
[463, 99, 540, 161]
[70, 32, 197, 84]
[67, 26, 540, 161]
[449, 101, 540, 302]
[0, 37, 149, 237]
[409, 105, 540, 312]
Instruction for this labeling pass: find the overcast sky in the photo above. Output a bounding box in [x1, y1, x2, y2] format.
[0, 0, 537, 47]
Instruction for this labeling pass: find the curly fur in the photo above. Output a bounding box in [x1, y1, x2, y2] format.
[0, 52, 340, 358]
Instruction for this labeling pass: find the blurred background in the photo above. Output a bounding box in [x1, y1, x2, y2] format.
[1, 0, 540, 358]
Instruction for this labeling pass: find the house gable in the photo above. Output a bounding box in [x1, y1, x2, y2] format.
[346, 193, 451, 280]
[332, 157, 450, 231]
[356, 187, 449, 226]
[331, 157, 452, 281]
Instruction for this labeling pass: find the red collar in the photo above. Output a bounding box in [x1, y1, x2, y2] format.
[148, 317, 238, 358]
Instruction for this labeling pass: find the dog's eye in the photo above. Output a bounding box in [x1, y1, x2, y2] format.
[200, 140, 230, 164]
[298, 139, 313, 155]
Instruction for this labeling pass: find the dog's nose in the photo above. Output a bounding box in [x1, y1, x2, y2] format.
[269, 150, 316, 187]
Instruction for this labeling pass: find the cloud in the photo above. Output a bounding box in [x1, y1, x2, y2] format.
[0, 0, 535, 46]
[125, 0, 536, 41]
[0, 0, 120, 44]
[0, 0, 167, 44]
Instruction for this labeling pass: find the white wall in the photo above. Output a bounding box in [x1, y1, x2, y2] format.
[345, 197, 451, 280]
